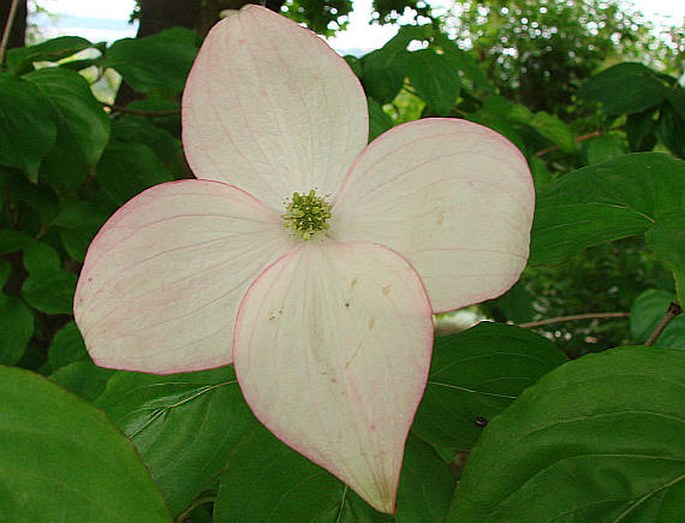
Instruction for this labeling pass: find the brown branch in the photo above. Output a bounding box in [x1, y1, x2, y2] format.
[645, 302, 682, 346]
[533, 130, 603, 158]
[103, 103, 181, 117]
[519, 311, 630, 329]
[0, 0, 20, 65]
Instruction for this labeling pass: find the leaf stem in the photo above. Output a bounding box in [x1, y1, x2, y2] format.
[645, 302, 682, 346]
[519, 311, 630, 329]
[0, 0, 20, 66]
[533, 130, 603, 157]
[174, 494, 216, 523]
[102, 103, 181, 117]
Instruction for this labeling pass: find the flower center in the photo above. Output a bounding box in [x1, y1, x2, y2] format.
[282, 189, 333, 241]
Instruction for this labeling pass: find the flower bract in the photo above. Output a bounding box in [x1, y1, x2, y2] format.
[74, 5, 534, 514]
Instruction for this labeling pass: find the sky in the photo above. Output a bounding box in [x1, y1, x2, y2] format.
[34, 0, 685, 52]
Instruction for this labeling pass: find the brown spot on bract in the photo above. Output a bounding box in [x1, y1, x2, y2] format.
[344, 302, 351, 308]
[268, 309, 283, 322]
[350, 277, 358, 289]
[382, 285, 392, 296]
[367, 317, 375, 330]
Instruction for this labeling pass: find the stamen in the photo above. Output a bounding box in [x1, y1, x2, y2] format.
[282, 189, 333, 241]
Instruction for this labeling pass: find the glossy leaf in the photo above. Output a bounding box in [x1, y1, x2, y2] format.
[24, 67, 110, 166]
[215, 425, 454, 522]
[645, 211, 685, 301]
[0, 295, 33, 365]
[530, 111, 575, 153]
[0, 73, 56, 180]
[6, 36, 91, 76]
[413, 322, 567, 450]
[582, 134, 628, 165]
[0, 366, 171, 522]
[52, 201, 109, 262]
[450, 346, 685, 522]
[531, 153, 685, 265]
[368, 98, 393, 141]
[406, 49, 460, 115]
[50, 360, 115, 401]
[580, 63, 666, 115]
[95, 367, 257, 517]
[630, 289, 685, 349]
[0, 230, 32, 255]
[48, 321, 88, 370]
[106, 28, 198, 93]
[21, 242, 77, 315]
[361, 26, 430, 104]
[95, 142, 174, 205]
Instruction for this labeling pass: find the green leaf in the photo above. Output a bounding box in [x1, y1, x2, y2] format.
[582, 134, 628, 165]
[667, 89, 685, 121]
[22, 240, 61, 274]
[24, 68, 110, 166]
[0, 366, 171, 522]
[111, 115, 180, 164]
[344, 55, 363, 77]
[0, 295, 33, 365]
[413, 323, 567, 451]
[530, 111, 575, 153]
[22, 270, 77, 315]
[52, 201, 109, 262]
[0, 259, 10, 287]
[367, 98, 393, 141]
[48, 321, 88, 370]
[21, 241, 77, 315]
[50, 360, 115, 401]
[630, 289, 685, 349]
[580, 62, 666, 115]
[215, 426, 454, 522]
[361, 25, 431, 105]
[530, 153, 685, 265]
[657, 102, 685, 159]
[95, 367, 256, 517]
[0, 230, 32, 255]
[449, 346, 685, 522]
[105, 28, 198, 93]
[95, 142, 174, 206]
[406, 49, 460, 115]
[361, 47, 406, 104]
[436, 33, 493, 93]
[6, 36, 92, 76]
[645, 211, 685, 301]
[0, 73, 57, 180]
[626, 108, 658, 152]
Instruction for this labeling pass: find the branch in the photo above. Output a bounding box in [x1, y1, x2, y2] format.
[103, 103, 181, 117]
[533, 130, 603, 158]
[0, 0, 20, 66]
[645, 302, 682, 346]
[519, 311, 630, 329]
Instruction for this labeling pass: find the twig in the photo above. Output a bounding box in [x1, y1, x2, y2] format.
[519, 311, 630, 329]
[645, 302, 682, 346]
[0, 0, 20, 66]
[103, 103, 181, 117]
[533, 130, 603, 157]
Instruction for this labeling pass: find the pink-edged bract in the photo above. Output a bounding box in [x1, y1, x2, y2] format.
[74, 5, 534, 513]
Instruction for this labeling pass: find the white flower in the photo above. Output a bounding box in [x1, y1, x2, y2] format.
[74, 5, 534, 513]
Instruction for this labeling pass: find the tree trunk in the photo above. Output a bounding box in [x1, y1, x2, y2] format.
[116, 0, 284, 105]
[0, 0, 27, 55]
[136, 0, 201, 38]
